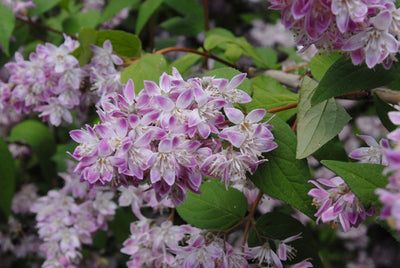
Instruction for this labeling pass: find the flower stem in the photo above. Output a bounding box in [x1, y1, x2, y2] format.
[16, 17, 76, 39]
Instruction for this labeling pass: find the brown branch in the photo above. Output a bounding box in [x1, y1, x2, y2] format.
[149, 15, 155, 51]
[16, 17, 76, 39]
[203, 0, 210, 32]
[284, 63, 308, 73]
[291, 117, 297, 132]
[154, 47, 243, 71]
[266, 102, 298, 113]
[242, 190, 264, 252]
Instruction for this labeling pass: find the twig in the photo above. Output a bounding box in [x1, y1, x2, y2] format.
[154, 47, 243, 71]
[266, 103, 298, 113]
[241, 190, 264, 252]
[16, 17, 76, 39]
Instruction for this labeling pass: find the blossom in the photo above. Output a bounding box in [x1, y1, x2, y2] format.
[308, 176, 373, 232]
[247, 233, 307, 268]
[349, 135, 390, 165]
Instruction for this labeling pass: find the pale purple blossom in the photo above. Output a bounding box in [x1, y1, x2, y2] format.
[308, 176, 373, 232]
[247, 233, 308, 268]
[349, 135, 390, 165]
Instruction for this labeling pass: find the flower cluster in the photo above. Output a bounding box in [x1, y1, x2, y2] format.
[121, 219, 250, 268]
[308, 176, 373, 232]
[2, 35, 83, 126]
[69, 69, 277, 205]
[269, 0, 400, 68]
[0, 36, 123, 127]
[30, 163, 117, 267]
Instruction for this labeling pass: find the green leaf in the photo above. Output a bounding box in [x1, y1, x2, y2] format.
[97, 30, 142, 57]
[100, 0, 140, 23]
[63, 10, 101, 34]
[170, 52, 203, 76]
[308, 51, 342, 81]
[0, 137, 16, 218]
[76, 27, 97, 66]
[9, 120, 56, 180]
[250, 114, 315, 219]
[176, 178, 248, 230]
[374, 93, 397, 132]
[135, 0, 164, 35]
[296, 77, 351, 159]
[121, 53, 168, 92]
[248, 212, 323, 267]
[248, 75, 298, 121]
[312, 56, 397, 104]
[0, 4, 15, 56]
[253, 47, 278, 69]
[205, 67, 253, 97]
[30, 0, 61, 16]
[321, 160, 387, 208]
[204, 34, 264, 65]
[224, 43, 242, 63]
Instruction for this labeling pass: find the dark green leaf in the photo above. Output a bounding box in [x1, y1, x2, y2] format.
[135, 0, 164, 35]
[248, 75, 298, 121]
[161, 14, 204, 36]
[9, 120, 56, 180]
[308, 51, 342, 81]
[0, 4, 15, 56]
[30, 0, 61, 16]
[97, 30, 142, 57]
[374, 93, 397, 132]
[63, 10, 101, 34]
[296, 77, 351, 159]
[109, 207, 137, 243]
[205, 67, 253, 97]
[52, 142, 78, 172]
[312, 56, 397, 104]
[161, 0, 204, 36]
[250, 114, 315, 219]
[100, 0, 140, 23]
[321, 160, 387, 208]
[312, 136, 348, 162]
[0, 137, 16, 218]
[164, 0, 202, 15]
[121, 53, 168, 92]
[248, 212, 323, 267]
[176, 178, 248, 230]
